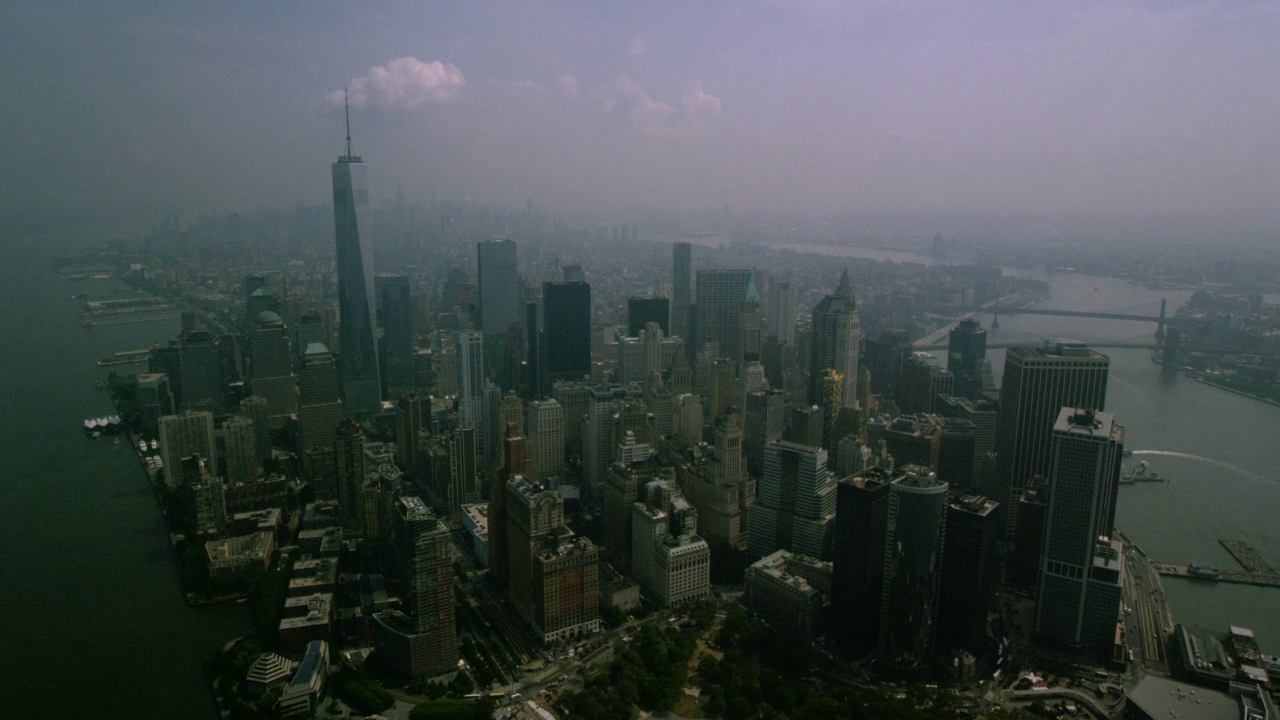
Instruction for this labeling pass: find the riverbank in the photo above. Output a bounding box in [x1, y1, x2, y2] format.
[1193, 376, 1280, 408]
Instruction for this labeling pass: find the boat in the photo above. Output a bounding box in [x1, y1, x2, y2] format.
[150, 439, 158, 450]
[1121, 460, 1166, 484]
[95, 379, 106, 390]
[138, 440, 148, 453]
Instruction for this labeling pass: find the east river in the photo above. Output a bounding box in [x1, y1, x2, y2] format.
[1, 235, 1277, 716]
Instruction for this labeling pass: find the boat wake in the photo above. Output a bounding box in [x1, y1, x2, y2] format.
[1130, 450, 1275, 487]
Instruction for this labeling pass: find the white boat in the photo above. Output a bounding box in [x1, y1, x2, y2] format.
[138, 441, 148, 453]
[150, 439, 158, 450]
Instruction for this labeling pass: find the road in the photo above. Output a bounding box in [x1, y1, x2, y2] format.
[1121, 540, 1173, 674]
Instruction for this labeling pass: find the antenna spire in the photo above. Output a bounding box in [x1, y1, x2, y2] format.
[344, 87, 353, 158]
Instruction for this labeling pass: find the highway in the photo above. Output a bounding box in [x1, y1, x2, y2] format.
[1121, 539, 1173, 674]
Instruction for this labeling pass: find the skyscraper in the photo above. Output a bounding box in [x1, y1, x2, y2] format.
[478, 239, 519, 386]
[477, 241, 518, 334]
[249, 311, 297, 428]
[541, 280, 591, 385]
[376, 273, 414, 396]
[765, 277, 797, 346]
[505, 476, 601, 643]
[332, 112, 382, 413]
[373, 496, 456, 677]
[748, 440, 837, 560]
[671, 242, 692, 339]
[1035, 408, 1124, 656]
[938, 494, 1000, 653]
[693, 269, 754, 361]
[631, 480, 710, 607]
[627, 296, 670, 337]
[334, 418, 367, 539]
[298, 343, 343, 453]
[831, 467, 891, 654]
[456, 330, 487, 464]
[946, 318, 988, 399]
[223, 414, 258, 485]
[744, 389, 787, 479]
[808, 271, 860, 409]
[158, 410, 216, 486]
[525, 399, 565, 484]
[995, 342, 1109, 539]
[878, 467, 949, 673]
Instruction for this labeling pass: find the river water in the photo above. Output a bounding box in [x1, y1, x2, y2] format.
[0, 237, 248, 718]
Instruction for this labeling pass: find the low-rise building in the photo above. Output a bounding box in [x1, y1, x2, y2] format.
[744, 550, 832, 643]
[245, 652, 292, 696]
[288, 558, 338, 598]
[206, 531, 274, 580]
[279, 593, 333, 653]
[277, 640, 329, 718]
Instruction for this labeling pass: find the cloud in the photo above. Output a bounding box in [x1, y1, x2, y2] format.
[327, 56, 465, 111]
[557, 73, 580, 99]
[629, 36, 648, 59]
[602, 76, 678, 134]
[602, 76, 725, 137]
[683, 81, 723, 124]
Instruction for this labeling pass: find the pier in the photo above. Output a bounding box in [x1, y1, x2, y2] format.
[1220, 539, 1276, 575]
[1153, 539, 1280, 589]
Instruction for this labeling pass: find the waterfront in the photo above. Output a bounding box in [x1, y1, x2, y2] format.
[0, 237, 248, 719]
[756, 237, 1280, 651]
[2, 233, 1278, 718]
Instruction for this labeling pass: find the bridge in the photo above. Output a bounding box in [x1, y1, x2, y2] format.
[913, 298, 1168, 348]
[991, 308, 1160, 322]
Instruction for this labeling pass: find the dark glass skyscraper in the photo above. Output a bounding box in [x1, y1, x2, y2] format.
[946, 318, 988, 399]
[332, 122, 382, 414]
[376, 273, 414, 396]
[477, 240, 518, 331]
[878, 467, 948, 673]
[627, 296, 670, 337]
[542, 280, 591, 385]
[831, 468, 891, 654]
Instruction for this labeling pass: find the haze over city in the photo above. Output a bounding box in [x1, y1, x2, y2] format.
[7, 1, 1280, 230]
[7, 3, 1280, 720]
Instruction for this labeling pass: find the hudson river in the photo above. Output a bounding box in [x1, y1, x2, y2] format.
[0, 237, 248, 718]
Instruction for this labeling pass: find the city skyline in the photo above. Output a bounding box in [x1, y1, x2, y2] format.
[8, 3, 1280, 718]
[6, 2, 1280, 234]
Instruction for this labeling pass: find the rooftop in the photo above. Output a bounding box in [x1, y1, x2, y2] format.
[1126, 674, 1237, 720]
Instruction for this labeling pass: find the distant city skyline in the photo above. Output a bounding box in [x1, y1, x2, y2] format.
[5, 2, 1280, 232]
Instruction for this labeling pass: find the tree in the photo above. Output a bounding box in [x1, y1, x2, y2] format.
[448, 669, 475, 698]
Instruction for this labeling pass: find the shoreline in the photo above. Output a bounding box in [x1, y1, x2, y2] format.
[1193, 377, 1280, 408]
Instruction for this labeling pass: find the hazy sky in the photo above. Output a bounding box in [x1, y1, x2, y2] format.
[5, 1, 1280, 226]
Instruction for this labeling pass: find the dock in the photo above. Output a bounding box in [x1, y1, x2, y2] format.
[1220, 539, 1276, 575]
[1154, 539, 1280, 589]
